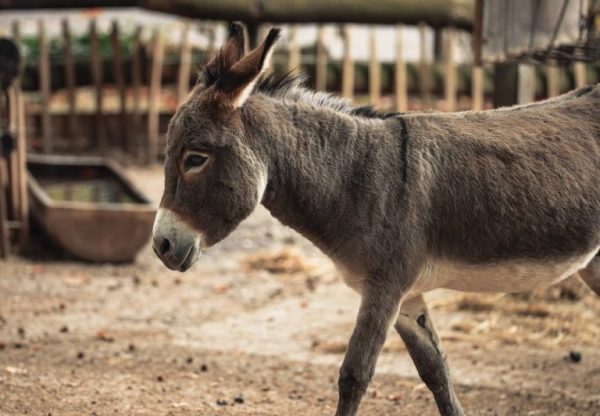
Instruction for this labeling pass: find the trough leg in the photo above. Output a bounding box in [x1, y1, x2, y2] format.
[335, 284, 403, 416]
[394, 295, 464, 416]
[580, 255, 600, 297]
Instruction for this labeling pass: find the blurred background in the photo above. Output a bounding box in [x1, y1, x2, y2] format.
[0, 1, 599, 415]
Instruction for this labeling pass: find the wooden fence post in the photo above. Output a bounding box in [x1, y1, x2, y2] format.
[444, 28, 456, 111]
[471, 0, 484, 110]
[148, 28, 164, 164]
[368, 27, 380, 107]
[89, 19, 105, 153]
[288, 25, 301, 72]
[315, 25, 327, 91]
[131, 25, 143, 160]
[111, 19, 127, 152]
[38, 19, 52, 153]
[418, 22, 431, 108]
[394, 24, 408, 112]
[62, 18, 78, 147]
[546, 60, 560, 97]
[341, 25, 354, 99]
[177, 23, 192, 104]
[12, 20, 28, 248]
[574, 62, 587, 88]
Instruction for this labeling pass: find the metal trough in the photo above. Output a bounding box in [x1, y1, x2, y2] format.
[28, 154, 156, 262]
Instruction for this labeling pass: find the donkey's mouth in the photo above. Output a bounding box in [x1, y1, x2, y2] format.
[178, 246, 199, 272]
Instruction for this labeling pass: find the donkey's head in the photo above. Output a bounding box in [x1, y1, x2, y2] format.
[152, 23, 280, 271]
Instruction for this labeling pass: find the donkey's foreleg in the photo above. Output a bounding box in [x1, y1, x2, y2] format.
[394, 295, 464, 416]
[335, 283, 403, 416]
[580, 254, 600, 296]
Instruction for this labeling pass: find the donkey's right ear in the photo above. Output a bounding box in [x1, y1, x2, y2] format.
[199, 22, 246, 87]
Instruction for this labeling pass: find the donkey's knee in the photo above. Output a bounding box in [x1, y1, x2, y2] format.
[580, 254, 600, 296]
[338, 364, 371, 402]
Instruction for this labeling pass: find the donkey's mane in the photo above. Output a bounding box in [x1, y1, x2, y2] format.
[256, 71, 399, 120]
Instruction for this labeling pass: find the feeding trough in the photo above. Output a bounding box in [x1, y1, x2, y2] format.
[27, 154, 156, 262]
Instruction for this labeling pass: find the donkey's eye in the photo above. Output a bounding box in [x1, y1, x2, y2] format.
[183, 152, 209, 172]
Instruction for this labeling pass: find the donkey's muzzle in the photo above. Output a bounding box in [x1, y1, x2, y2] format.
[152, 208, 201, 272]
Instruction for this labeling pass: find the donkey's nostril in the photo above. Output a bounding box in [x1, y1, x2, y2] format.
[159, 237, 171, 256]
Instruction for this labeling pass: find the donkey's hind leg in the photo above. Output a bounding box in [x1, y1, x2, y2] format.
[394, 295, 464, 416]
[580, 254, 600, 296]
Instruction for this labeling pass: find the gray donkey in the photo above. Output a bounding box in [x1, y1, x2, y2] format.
[152, 24, 600, 416]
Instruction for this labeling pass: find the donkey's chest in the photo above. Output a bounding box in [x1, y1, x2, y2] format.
[413, 247, 599, 294]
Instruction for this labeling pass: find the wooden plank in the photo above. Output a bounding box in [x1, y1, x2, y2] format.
[517, 64, 535, 104]
[443, 28, 456, 111]
[8, 85, 19, 223]
[471, 0, 483, 110]
[89, 18, 105, 153]
[315, 25, 327, 91]
[177, 23, 192, 103]
[131, 25, 143, 160]
[546, 61, 560, 97]
[368, 27, 380, 107]
[110, 19, 127, 152]
[38, 19, 52, 153]
[418, 22, 431, 108]
[148, 28, 164, 164]
[12, 20, 28, 248]
[341, 25, 354, 99]
[472, 66, 483, 110]
[62, 18, 78, 147]
[394, 24, 407, 112]
[574, 62, 586, 88]
[288, 25, 301, 72]
[0, 157, 9, 258]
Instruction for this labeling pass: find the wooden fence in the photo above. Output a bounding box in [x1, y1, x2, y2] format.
[7, 17, 600, 166]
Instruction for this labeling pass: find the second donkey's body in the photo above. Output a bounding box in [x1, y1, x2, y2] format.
[153, 26, 600, 416]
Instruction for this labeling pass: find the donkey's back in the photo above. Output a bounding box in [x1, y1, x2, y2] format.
[404, 85, 600, 294]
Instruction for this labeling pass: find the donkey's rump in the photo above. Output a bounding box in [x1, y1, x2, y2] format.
[405, 86, 600, 270]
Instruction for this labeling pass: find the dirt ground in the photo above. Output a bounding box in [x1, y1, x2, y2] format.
[1, 166, 600, 416]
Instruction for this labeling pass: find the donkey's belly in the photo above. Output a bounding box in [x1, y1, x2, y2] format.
[415, 246, 600, 294]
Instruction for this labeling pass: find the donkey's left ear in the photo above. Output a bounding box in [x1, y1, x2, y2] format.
[214, 28, 281, 108]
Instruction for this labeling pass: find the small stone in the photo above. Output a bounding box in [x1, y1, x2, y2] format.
[216, 399, 228, 406]
[200, 364, 208, 372]
[17, 327, 25, 338]
[128, 343, 136, 352]
[59, 326, 69, 333]
[77, 351, 85, 359]
[186, 357, 193, 364]
[234, 394, 244, 404]
[569, 351, 582, 363]
[156, 375, 164, 382]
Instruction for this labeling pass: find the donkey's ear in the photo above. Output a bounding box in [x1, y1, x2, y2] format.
[199, 22, 246, 87]
[214, 28, 281, 108]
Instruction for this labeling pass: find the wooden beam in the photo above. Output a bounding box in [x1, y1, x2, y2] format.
[177, 22, 192, 103]
[546, 61, 560, 97]
[89, 18, 105, 153]
[394, 24, 407, 112]
[288, 25, 300, 72]
[418, 22, 431, 108]
[148, 28, 164, 164]
[368, 27, 380, 107]
[62, 18, 78, 147]
[110, 19, 127, 152]
[12, 20, 28, 249]
[574, 62, 586, 88]
[517, 64, 535, 104]
[471, 0, 483, 110]
[443, 28, 456, 111]
[38, 19, 52, 153]
[131, 25, 142, 160]
[315, 25, 327, 91]
[341, 25, 354, 100]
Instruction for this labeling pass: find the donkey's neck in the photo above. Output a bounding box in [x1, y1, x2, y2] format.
[242, 95, 406, 256]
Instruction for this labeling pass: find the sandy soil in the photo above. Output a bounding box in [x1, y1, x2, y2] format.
[1, 166, 599, 416]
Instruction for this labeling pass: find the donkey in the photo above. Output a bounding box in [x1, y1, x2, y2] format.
[152, 24, 600, 416]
